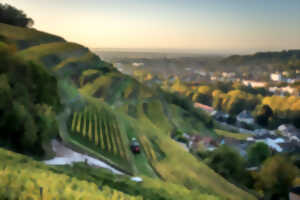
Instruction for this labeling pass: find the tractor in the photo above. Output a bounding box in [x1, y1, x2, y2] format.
[130, 138, 140, 154]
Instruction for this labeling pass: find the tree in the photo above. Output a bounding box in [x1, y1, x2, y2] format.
[0, 3, 34, 27]
[247, 142, 271, 166]
[205, 145, 250, 185]
[254, 155, 298, 200]
[0, 42, 60, 155]
[192, 86, 213, 105]
[254, 104, 273, 127]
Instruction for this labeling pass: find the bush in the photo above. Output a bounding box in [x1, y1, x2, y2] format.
[0, 3, 33, 27]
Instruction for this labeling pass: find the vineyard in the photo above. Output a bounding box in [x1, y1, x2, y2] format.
[70, 106, 130, 168]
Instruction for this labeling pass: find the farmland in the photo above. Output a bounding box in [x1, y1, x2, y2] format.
[69, 105, 130, 171]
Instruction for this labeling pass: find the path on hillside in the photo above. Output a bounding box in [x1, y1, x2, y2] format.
[44, 140, 124, 175]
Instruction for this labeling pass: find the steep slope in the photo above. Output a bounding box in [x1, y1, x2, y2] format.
[0, 23, 256, 200]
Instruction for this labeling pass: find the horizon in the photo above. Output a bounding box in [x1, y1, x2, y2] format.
[4, 0, 300, 54]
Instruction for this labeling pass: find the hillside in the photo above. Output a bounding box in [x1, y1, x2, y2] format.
[0, 22, 256, 200]
[221, 50, 300, 73]
[0, 147, 222, 200]
[223, 50, 300, 66]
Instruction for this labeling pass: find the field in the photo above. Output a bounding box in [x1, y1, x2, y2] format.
[214, 129, 252, 140]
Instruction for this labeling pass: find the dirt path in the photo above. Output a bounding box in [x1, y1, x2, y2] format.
[44, 140, 124, 175]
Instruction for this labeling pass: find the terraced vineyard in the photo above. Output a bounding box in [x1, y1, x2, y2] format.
[70, 106, 128, 163]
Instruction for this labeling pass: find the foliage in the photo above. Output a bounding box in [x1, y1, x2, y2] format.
[247, 142, 271, 167]
[253, 105, 273, 127]
[192, 85, 213, 105]
[254, 155, 299, 200]
[213, 90, 260, 115]
[0, 3, 33, 27]
[204, 145, 251, 186]
[0, 42, 61, 156]
[262, 96, 300, 128]
[0, 148, 142, 200]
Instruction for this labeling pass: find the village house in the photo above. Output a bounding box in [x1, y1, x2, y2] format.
[190, 136, 218, 151]
[236, 110, 255, 125]
[270, 73, 282, 82]
[278, 124, 300, 142]
[242, 80, 267, 88]
[256, 137, 285, 152]
[221, 138, 252, 157]
[194, 103, 215, 115]
[222, 72, 236, 79]
[212, 111, 229, 122]
[253, 129, 270, 137]
[132, 62, 144, 67]
[269, 86, 297, 95]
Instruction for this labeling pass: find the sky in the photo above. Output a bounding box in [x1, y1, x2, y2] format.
[3, 0, 300, 54]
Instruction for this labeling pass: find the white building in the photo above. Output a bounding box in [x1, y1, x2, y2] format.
[237, 110, 255, 124]
[132, 62, 144, 67]
[270, 73, 282, 82]
[222, 72, 236, 78]
[269, 86, 297, 95]
[243, 80, 267, 88]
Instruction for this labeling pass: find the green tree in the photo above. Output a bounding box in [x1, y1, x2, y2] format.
[254, 105, 273, 127]
[205, 145, 249, 185]
[0, 42, 60, 155]
[247, 142, 271, 166]
[192, 86, 213, 105]
[254, 155, 298, 200]
[0, 3, 34, 27]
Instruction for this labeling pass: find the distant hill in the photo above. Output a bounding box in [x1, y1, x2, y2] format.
[221, 49, 300, 72]
[0, 22, 256, 200]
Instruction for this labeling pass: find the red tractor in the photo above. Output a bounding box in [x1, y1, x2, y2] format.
[130, 138, 140, 154]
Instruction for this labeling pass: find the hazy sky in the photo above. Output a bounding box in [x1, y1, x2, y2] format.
[3, 0, 300, 53]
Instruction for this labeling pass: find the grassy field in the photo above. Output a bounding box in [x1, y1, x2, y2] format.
[214, 129, 252, 140]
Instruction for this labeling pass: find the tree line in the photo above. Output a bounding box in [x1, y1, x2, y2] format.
[0, 3, 34, 27]
[165, 79, 300, 129]
[0, 42, 61, 156]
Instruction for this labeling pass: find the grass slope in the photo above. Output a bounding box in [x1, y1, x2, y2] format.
[214, 129, 252, 140]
